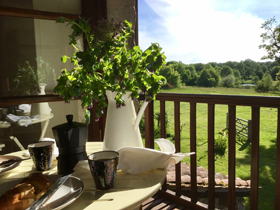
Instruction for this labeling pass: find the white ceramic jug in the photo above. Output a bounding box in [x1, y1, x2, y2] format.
[31, 83, 51, 115]
[103, 90, 148, 151]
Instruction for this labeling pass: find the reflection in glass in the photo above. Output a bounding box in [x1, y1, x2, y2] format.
[0, 16, 82, 97]
[0, 101, 85, 155]
[0, 0, 81, 14]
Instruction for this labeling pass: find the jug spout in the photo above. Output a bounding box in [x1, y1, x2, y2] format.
[134, 101, 149, 131]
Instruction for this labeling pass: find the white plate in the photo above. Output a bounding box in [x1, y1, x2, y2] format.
[0, 175, 84, 210]
[0, 155, 22, 176]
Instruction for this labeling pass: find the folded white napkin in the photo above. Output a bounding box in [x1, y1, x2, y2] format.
[72, 139, 194, 176]
[117, 138, 194, 174]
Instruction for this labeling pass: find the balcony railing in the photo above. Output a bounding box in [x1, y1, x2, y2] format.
[142, 93, 280, 210]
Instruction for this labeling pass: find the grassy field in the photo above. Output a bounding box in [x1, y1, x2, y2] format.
[151, 86, 278, 209]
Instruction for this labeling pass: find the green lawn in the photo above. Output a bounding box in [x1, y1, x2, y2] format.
[151, 86, 279, 209]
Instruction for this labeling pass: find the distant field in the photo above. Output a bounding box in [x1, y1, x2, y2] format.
[151, 86, 279, 210]
[160, 85, 278, 96]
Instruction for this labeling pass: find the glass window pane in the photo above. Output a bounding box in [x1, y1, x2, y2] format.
[0, 101, 86, 154]
[0, 0, 81, 14]
[0, 16, 83, 97]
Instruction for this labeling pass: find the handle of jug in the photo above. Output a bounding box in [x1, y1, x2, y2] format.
[133, 101, 149, 132]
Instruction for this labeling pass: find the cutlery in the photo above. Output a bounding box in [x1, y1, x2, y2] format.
[26, 173, 72, 210]
[0, 158, 31, 167]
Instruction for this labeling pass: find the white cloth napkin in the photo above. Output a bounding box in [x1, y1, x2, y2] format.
[6, 114, 40, 127]
[117, 138, 194, 174]
[73, 139, 194, 176]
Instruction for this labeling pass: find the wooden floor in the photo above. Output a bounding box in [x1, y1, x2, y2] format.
[142, 190, 193, 210]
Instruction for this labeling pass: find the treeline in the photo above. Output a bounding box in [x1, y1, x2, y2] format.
[159, 59, 280, 91]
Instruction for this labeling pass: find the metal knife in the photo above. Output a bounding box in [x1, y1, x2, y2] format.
[0, 158, 30, 167]
[26, 173, 72, 210]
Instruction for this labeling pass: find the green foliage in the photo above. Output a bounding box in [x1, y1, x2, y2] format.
[271, 66, 280, 80]
[36, 56, 56, 84]
[259, 17, 280, 65]
[255, 65, 264, 80]
[233, 69, 241, 78]
[214, 129, 228, 158]
[220, 65, 233, 78]
[219, 74, 235, 88]
[160, 60, 279, 89]
[140, 111, 171, 139]
[252, 75, 260, 84]
[197, 68, 219, 87]
[181, 65, 198, 86]
[255, 74, 273, 92]
[159, 65, 181, 88]
[12, 61, 39, 95]
[54, 17, 166, 123]
[193, 63, 205, 73]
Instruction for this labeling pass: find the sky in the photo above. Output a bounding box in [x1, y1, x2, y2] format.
[138, 0, 280, 65]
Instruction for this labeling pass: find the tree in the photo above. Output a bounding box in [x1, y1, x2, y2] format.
[220, 66, 233, 78]
[159, 65, 181, 88]
[220, 75, 235, 88]
[197, 69, 219, 87]
[255, 65, 264, 80]
[259, 17, 280, 65]
[237, 62, 245, 79]
[261, 64, 268, 74]
[252, 75, 260, 84]
[271, 66, 280, 80]
[274, 70, 280, 92]
[185, 65, 198, 86]
[193, 63, 205, 73]
[181, 69, 191, 85]
[225, 61, 238, 69]
[255, 74, 273, 92]
[173, 62, 186, 75]
[233, 69, 241, 79]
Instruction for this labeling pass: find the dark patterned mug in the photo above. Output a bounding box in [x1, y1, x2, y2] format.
[28, 141, 54, 171]
[88, 151, 119, 190]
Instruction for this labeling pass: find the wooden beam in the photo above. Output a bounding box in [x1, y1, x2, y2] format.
[0, 6, 79, 20]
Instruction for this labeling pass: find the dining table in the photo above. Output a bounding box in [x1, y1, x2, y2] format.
[0, 142, 167, 210]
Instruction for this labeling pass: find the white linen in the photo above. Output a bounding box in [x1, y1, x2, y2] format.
[117, 138, 194, 174]
[73, 139, 194, 175]
[6, 114, 40, 127]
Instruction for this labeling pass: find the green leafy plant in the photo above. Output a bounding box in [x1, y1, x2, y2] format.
[214, 128, 228, 157]
[53, 17, 167, 123]
[12, 61, 39, 95]
[36, 56, 56, 84]
[12, 57, 56, 96]
[140, 111, 171, 139]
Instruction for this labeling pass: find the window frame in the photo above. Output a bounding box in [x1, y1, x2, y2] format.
[0, 1, 107, 107]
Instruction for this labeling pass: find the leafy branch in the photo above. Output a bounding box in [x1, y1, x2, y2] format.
[54, 17, 166, 123]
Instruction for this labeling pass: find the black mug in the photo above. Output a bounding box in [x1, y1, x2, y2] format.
[88, 151, 119, 190]
[28, 141, 54, 171]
